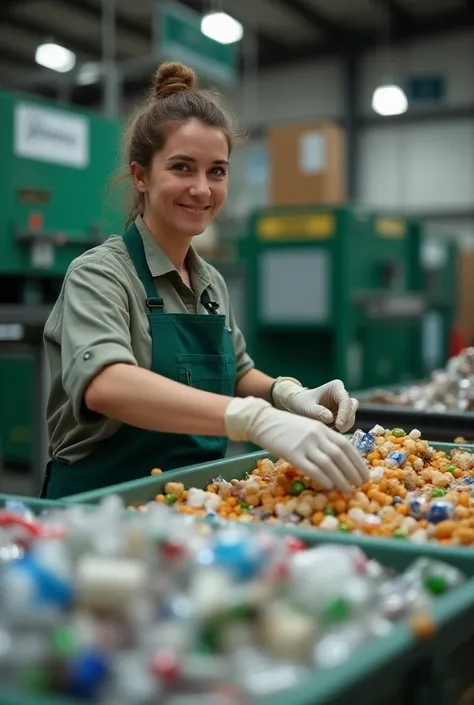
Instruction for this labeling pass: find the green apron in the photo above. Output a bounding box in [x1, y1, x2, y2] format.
[41, 223, 236, 499]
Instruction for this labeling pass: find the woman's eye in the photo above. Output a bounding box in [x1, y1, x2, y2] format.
[173, 163, 191, 172]
[211, 166, 227, 177]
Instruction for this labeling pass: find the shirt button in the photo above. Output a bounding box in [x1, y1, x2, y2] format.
[83, 352, 92, 361]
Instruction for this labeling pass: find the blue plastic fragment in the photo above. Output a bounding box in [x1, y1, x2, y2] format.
[213, 536, 263, 581]
[67, 650, 109, 698]
[4, 500, 29, 515]
[428, 501, 454, 524]
[357, 433, 375, 455]
[16, 556, 73, 608]
[409, 498, 426, 518]
[387, 451, 407, 467]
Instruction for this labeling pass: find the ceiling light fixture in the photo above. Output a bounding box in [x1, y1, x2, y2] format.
[35, 42, 76, 73]
[201, 12, 243, 44]
[372, 83, 408, 116]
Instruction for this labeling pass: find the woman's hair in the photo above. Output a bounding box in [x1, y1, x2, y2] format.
[122, 61, 243, 227]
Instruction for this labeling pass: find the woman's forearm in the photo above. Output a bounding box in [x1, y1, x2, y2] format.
[235, 368, 275, 403]
[84, 363, 232, 436]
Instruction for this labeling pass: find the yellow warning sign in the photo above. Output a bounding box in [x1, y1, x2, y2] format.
[257, 213, 335, 241]
[375, 217, 406, 238]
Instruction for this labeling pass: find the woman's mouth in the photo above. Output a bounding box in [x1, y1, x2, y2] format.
[178, 204, 211, 214]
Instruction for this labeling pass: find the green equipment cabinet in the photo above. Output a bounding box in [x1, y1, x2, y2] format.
[0, 90, 124, 488]
[421, 240, 458, 374]
[0, 89, 124, 279]
[0, 353, 35, 472]
[242, 206, 426, 392]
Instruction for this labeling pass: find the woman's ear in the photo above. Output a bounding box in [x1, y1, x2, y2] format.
[130, 161, 148, 193]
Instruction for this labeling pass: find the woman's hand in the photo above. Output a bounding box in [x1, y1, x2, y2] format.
[271, 377, 358, 433]
[225, 397, 369, 494]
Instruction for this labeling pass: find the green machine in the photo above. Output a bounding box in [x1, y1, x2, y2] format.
[0, 89, 124, 479]
[242, 205, 426, 394]
[421, 240, 459, 374]
[0, 89, 123, 278]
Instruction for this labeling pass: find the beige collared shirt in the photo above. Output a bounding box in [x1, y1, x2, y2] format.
[44, 215, 254, 464]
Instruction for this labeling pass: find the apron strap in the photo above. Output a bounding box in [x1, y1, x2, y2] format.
[123, 224, 164, 310]
[122, 224, 219, 315]
[200, 288, 220, 315]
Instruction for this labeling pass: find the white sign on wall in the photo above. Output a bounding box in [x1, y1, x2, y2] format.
[14, 103, 90, 169]
[298, 131, 326, 174]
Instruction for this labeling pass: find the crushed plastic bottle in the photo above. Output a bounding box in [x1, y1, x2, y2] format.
[0, 500, 465, 703]
[365, 347, 474, 414]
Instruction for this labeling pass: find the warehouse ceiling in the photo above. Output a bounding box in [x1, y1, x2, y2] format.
[0, 0, 473, 108]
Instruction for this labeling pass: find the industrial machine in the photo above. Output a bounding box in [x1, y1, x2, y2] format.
[242, 205, 427, 393]
[421, 240, 459, 373]
[0, 89, 123, 488]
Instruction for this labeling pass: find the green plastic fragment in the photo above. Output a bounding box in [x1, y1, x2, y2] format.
[392, 428, 406, 438]
[424, 575, 448, 595]
[290, 480, 306, 496]
[51, 625, 76, 655]
[431, 488, 446, 498]
[394, 529, 406, 539]
[322, 597, 351, 626]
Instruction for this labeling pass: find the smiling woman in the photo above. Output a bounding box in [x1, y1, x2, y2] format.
[124, 62, 241, 241]
[41, 60, 368, 500]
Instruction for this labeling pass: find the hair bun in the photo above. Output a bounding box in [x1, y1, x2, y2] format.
[153, 61, 197, 98]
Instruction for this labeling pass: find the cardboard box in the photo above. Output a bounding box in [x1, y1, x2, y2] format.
[267, 121, 346, 207]
[459, 252, 474, 345]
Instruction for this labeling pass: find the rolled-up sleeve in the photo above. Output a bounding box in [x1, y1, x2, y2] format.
[61, 256, 138, 422]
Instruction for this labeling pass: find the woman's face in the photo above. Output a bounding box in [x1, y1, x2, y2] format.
[132, 119, 229, 238]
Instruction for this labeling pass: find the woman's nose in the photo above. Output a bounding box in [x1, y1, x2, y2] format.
[189, 174, 211, 197]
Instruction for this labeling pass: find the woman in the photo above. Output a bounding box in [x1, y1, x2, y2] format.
[41, 61, 368, 499]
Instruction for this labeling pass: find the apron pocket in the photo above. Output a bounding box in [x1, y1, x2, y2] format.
[177, 353, 235, 395]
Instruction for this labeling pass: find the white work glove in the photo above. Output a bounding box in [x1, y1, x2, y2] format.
[271, 377, 358, 433]
[225, 397, 369, 494]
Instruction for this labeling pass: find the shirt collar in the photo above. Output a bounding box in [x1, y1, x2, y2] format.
[135, 215, 211, 286]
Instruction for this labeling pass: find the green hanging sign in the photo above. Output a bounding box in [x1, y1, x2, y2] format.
[155, 1, 238, 84]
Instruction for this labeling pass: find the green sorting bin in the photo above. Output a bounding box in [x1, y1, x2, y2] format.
[65, 442, 474, 572]
[2, 492, 474, 705]
[0, 494, 74, 511]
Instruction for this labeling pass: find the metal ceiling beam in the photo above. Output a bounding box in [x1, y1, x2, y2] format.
[390, 4, 474, 41]
[372, 0, 414, 29]
[0, 0, 39, 20]
[0, 15, 104, 60]
[55, 0, 150, 42]
[262, 4, 474, 68]
[269, 0, 355, 40]
[0, 46, 34, 66]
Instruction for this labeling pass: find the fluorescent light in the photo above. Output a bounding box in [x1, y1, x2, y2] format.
[201, 12, 243, 44]
[372, 84, 408, 116]
[76, 62, 102, 85]
[35, 42, 76, 73]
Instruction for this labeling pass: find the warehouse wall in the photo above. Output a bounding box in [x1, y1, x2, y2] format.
[221, 30, 474, 242]
[358, 30, 474, 228]
[358, 31, 474, 114]
[224, 58, 344, 126]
